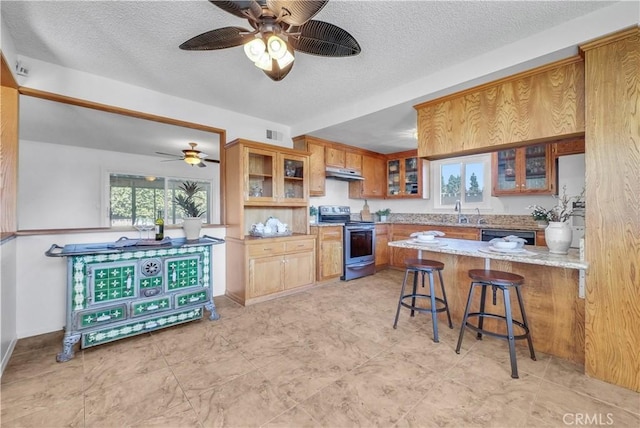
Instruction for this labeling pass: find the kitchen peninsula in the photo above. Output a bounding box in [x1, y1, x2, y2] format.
[388, 237, 587, 365]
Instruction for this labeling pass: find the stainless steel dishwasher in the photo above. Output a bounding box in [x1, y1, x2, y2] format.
[481, 229, 536, 246]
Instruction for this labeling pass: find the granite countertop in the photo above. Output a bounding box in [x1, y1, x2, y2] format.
[388, 237, 588, 270]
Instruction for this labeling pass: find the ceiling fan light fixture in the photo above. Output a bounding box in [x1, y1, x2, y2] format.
[254, 51, 273, 71]
[267, 35, 287, 60]
[276, 48, 294, 68]
[184, 155, 201, 165]
[244, 37, 266, 62]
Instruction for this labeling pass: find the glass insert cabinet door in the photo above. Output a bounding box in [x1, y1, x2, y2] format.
[246, 148, 275, 200]
[281, 154, 305, 201]
[495, 148, 518, 192]
[404, 157, 419, 195]
[523, 144, 548, 190]
[387, 159, 401, 195]
[493, 143, 551, 195]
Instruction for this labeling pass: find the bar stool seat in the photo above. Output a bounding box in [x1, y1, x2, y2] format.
[393, 258, 453, 343]
[455, 269, 536, 378]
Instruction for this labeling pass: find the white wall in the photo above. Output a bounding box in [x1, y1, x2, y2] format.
[15, 226, 225, 339]
[18, 140, 221, 230]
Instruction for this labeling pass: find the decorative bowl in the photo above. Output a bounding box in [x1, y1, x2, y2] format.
[417, 234, 436, 242]
[493, 240, 518, 249]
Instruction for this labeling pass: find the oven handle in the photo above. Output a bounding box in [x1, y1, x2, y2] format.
[345, 227, 375, 233]
[347, 261, 374, 269]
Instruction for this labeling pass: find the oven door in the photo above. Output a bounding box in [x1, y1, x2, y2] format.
[344, 226, 375, 265]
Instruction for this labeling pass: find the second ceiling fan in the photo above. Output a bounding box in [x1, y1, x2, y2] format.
[179, 0, 361, 81]
[156, 143, 219, 167]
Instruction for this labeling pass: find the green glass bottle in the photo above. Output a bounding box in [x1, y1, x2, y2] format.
[155, 210, 164, 240]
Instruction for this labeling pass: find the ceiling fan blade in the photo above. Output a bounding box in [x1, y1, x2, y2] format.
[266, 0, 327, 26]
[160, 159, 184, 163]
[179, 27, 252, 50]
[289, 20, 361, 57]
[204, 158, 221, 164]
[209, 1, 263, 19]
[197, 161, 207, 168]
[155, 151, 182, 158]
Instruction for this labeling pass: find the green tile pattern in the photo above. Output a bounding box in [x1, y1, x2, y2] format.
[166, 257, 201, 290]
[131, 297, 171, 317]
[82, 307, 203, 348]
[78, 306, 126, 328]
[139, 276, 163, 289]
[93, 264, 136, 303]
[175, 290, 208, 307]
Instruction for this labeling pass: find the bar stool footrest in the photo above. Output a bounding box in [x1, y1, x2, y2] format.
[400, 294, 449, 314]
[464, 312, 531, 341]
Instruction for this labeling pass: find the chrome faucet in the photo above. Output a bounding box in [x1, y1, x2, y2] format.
[455, 200, 468, 224]
[475, 207, 485, 225]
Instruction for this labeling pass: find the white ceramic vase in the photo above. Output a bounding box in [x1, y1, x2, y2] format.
[182, 217, 202, 241]
[545, 221, 572, 254]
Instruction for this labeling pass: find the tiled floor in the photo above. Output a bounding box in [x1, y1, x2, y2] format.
[2, 270, 638, 427]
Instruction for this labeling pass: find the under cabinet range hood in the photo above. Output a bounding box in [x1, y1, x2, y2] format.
[325, 166, 365, 181]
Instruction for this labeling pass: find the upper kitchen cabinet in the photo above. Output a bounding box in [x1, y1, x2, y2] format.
[243, 146, 308, 205]
[326, 147, 362, 171]
[415, 57, 585, 159]
[552, 137, 585, 158]
[349, 154, 386, 199]
[225, 138, 310, 240]
[492, 143, 555, 195]
[293, 135, 326, 196]
[386, 150, 429, 198]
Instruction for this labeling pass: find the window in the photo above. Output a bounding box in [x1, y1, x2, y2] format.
[433, 154, 491, 209]
[109, 174, 211, 226]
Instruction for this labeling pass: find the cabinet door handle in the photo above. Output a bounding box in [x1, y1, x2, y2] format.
[189, 296, 200, 302]
[147, 304, 159, 311]
[96, 314, 111, 322]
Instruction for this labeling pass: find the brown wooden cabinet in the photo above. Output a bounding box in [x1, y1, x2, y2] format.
[375, 224, 389, 269]
[293, 136, 326, 196]
[492, 143, 555, 196]
[326, 147, 362, 171]
[386, 150, 428, 198]
[312, 226, 343, 282]
[245, 237, 316, 300]
[415, 57, 585, 159]
[349, 154, 386, 199]
[552, 137, 585, 158]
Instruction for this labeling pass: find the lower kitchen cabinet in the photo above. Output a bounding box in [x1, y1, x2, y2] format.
[226, 235, 316, 305]
[311, 226, 343, 282]
[375, 224, 389, 268]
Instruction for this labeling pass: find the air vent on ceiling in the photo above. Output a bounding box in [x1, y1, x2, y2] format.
[266, 129, 283, 141]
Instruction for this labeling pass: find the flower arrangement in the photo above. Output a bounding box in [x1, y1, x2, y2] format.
[527, 185, 585, 223]
[174, 181, 206, 218]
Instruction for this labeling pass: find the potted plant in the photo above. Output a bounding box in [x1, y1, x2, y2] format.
[174, 181, 206, 241]
[309, 205, 318, 224]
[376, 208, 391, 222]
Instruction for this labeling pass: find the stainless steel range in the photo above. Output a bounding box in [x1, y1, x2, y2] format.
[318, 206, 376, 281]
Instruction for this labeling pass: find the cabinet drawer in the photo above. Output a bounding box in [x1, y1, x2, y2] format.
[247, 242, 286, 257]
[77, 304, 127, 329]
[82, 307, 203, 348]
[285, 239, 315, 253]
[131, 297, 172, 317]
[175, 289, 208, 308]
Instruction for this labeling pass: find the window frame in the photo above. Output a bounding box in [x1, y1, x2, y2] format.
[106, 172, 214, 227]
[431, 153, 492, 210]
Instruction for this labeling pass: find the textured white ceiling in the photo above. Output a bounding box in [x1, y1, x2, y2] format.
[1, 0, 621, 155]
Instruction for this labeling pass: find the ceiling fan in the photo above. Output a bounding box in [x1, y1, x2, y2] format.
[156, 142, 219, 167]
[179, 0, 361, 81]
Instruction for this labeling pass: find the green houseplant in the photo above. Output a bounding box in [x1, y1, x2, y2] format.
[376, 208, 391, 222]
[174, 181, 205, 240]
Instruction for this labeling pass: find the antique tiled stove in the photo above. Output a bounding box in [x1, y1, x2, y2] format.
[46, 236, 224, 362]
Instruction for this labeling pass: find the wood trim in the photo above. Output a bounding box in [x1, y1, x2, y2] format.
[579, 26, 639, 52]
[386, 149, 417, 160]
[18, 87, 226, 135]
[1, 53, 18, 88]
[292, 134, 386, 159]
[413, 56, 584, 110]
[1, 85, 19, 233]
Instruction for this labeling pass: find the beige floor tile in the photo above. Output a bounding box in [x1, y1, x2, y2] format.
[190, 371, 289, 427]
[262, 405, 323, 428]
[0, 395, 84, 428]
[129, 401, 202, 428]
[85, 366, 188, 427]
[171, 347, 256, 400]
[9, 330, 64, 357]
[297, 352, 435, 427]
[83, 333, 168, 393]
[544, 356, 640, 415]
[1, 342, 83, 385]
[1, 363, 84, 423]
[531, 380, 640, 427]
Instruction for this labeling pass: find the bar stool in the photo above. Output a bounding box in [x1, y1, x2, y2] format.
[455, 269, 536, 378]
[393, 258, 453, 342]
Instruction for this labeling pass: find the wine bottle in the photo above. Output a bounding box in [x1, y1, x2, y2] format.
[155, 211, 164, 240]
